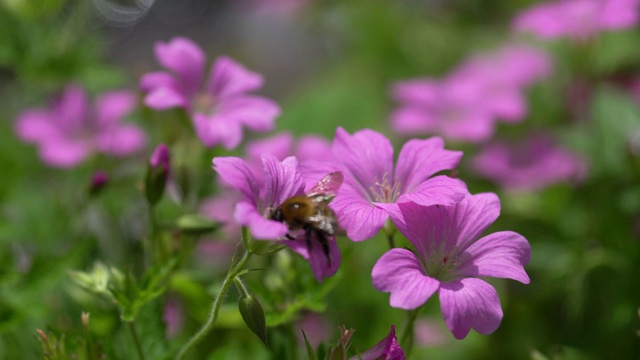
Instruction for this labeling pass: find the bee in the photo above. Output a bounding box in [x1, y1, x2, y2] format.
[270, 171, 343, 266]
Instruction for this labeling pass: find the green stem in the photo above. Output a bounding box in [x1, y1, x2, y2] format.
[128, 321, 146, 360]
[175, 248, 253, 360]
[387, 232, 396, 249]
[384, 219, 396, 249]
[400, 308, 420, 358]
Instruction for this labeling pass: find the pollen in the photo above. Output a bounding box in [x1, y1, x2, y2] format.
[369, 172, 402, 203]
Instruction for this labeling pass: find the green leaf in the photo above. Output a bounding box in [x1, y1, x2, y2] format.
[302, 329, 318, 360]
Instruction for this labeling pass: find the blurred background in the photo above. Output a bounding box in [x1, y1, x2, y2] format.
[1, 0, 640, 359]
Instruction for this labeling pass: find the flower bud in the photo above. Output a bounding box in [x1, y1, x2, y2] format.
[88, 170, 109, 196]
[238, 293, 267, 345]
[145, 144, 170, 206]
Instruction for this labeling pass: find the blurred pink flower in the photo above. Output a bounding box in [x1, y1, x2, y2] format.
[372, 193, 531, 339]
[350, 325, 405, 360]
[141, 37, 280, 150]
[390, 44, 551, 143]
[15, 85, 145, 167]
[512, 0, 640, 40]
[413, 319, 450, 347]
[330, 127, 466, 241]
[471, 135, 586, 191]
[163, 296, 184, 338]
[295, 312, 329, 348]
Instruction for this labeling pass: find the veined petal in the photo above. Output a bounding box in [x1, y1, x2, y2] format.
[217, 95, 280, 132]
[389, 201, 459, 260]
[96, 91, 136, 126]
[285, 234, 341, 282]
[372, 248, 440, 310]
[439, 278, 503, 339]
[207, 56, 264, 99]
[213, 156, 260, 203]
[352, 325, 405, 360]
[398, 176, 467, 207]
[144, 87, 188, 110]
[331, 127, 394, 196]
[261, 154, 306, 209]
[452, 192, 501, 251]
[235, 201, 288, 239]
[155, 37, 205, 96]
[457, 231, 531, 284]
[395, 137, 463, 193]
[331, 193, 388, 241]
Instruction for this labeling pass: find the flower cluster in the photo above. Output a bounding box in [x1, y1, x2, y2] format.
[390, 44, 551, 143]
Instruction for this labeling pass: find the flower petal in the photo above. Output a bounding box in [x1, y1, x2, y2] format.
[144, 87, 188, 110]
[439, 278, 503, 339]
[331, 127, 394, 197]
[193, 113, 243, 150]
[395, 137, 463, 193]
[155, 37, 205, 96]
[207, 55, 264, 99]
[285, 234, 341, 282]
[213, 156, 260, 203]
[139, 71, 179, 92]
[390, 106, 438, 135]
[457, 231, 531, 284]
[96, 91, 136, 126]
[217, 95, 280, 132]
[96, 125, 146, 156]
[39, 139, 91, 168]
[372, 248, 440, 310]
[397, 175, 467, 207]
[15, 110, 57, 143]
[261, 154, 306, 209]
[235, 201, 289, 239]
[331, 193, 388, 241]
[451, 192, 501, 251]
[352, 325, 406, 360]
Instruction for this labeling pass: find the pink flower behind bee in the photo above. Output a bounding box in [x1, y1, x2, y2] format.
[15, 85, 145, 167]
[371, 193, 531, 339]
[141, 37, 279, 150]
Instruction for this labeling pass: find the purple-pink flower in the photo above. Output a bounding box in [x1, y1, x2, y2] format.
[350, 325, 405, 360]
[371, 193, 531, 339]
[330, 127, 466, 241]
[512, 0, 640, 40]
[15, 85, 145, 167]
[390, 44, 551, 143]
[471, 135, 586, 191]
[213, 153, 340, 281]
[141, 37, 280, 150]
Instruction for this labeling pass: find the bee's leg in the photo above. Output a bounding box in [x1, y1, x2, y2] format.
[316, 231, 331, 267]
[285, 233, 295, 240]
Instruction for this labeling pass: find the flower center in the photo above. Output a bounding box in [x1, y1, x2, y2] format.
[421, 246, 460, 282]
[193, 92, 217, 116]
[368, 173, 401, 203]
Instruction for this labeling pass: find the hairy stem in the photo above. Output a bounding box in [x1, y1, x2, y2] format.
[175, 245, 252, 360]
[400, 308, 420, 358]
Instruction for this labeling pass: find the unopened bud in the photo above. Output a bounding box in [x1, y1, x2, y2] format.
[145, 144, 170, 206]
[81, 312, 90, 330]
[238, 294, 267, 345]
[88, 171, 109, 196]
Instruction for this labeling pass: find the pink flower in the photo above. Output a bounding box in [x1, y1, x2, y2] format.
[141, 37, 280, 149]
[15, 85, 145, 167]
[371, 193, 531, 339]
[213, 153, 341, 281]
[350, 325, 405, 360]
[471, 135, 586, 191]
[512, 0, 640, 40]
[390, 44, 551, 143]
[330, 127, 466, 241]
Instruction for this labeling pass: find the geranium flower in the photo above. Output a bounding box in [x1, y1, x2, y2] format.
[213, 153, 340, 281]
[512, 0, 640, 40]
[350, 325, 405, 360]
[15, 85, 145, 167]
[471, 135, 586, 191]
[371, 193, 531, 339]
[141, 37, 279, 149]
[390, 44, 551, 143]
[330, 127, 466, 241]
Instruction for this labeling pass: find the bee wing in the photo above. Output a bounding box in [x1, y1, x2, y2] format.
[307, 172, 343, 198]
